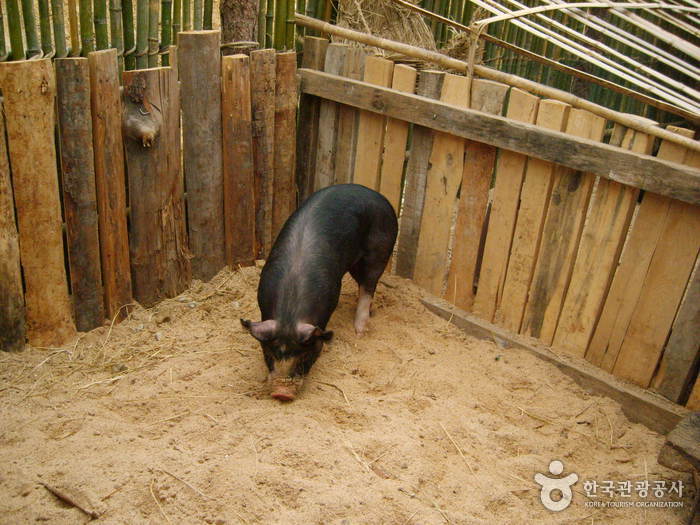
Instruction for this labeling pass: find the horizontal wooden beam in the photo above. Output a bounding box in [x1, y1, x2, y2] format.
[300, 68, 700, 206]
[421, 295, 688, 435]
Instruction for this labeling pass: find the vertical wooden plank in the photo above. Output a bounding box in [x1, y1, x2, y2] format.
[273, 51, 297, 240]
[586, 128, 696, 372]
[123, 67, 191, 306]
[0, 100, 26, 351]
[0, 59, 75, 346]
[334, 47, 365, 185]
[378, 64, 417, 215]
[314, 44, 348, 191]
[472, 88, 539, 322]
[222, 54, 256, 267]
[56, 57, 105, 332]
[413, 73, 470, 296]
[552, 127, 653, 356]
[521, 109, 606, 345]
[178, 31, 225, 281]
[496, 100, 570, 332]
[613, 201, 700, 387]
[687, 378, 700, 410]
[445, 79, 509, 310]
[394, 70, 444, 279]
[654, 255, 700, 402]
[352, 56, 394, 190]
[250, 48, 276, 257]
[89, 49, 132, 321]
[297, 36, 329, 202]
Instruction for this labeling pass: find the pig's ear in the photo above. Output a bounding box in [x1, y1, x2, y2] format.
[240, 319, 278, 342]
[297, 323, 333, 344]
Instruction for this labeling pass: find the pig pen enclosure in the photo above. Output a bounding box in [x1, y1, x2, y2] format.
[1, 26, 700, 524]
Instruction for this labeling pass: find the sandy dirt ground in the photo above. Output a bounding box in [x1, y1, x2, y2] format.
[0, 266, 695, 524]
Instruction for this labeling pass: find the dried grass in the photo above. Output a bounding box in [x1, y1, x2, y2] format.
[2, 266, 264, 401]
[335, 0, 437, 60]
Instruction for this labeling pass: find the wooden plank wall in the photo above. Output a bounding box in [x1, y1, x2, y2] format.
[301, 39, 700, 410]
[0, 33, 297, 351]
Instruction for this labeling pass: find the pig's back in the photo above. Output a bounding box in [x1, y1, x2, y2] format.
[259, 184, 397, 324]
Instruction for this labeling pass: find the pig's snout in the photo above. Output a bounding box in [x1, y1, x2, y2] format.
[268, 373, 302, 402]
[270, 383, 297, 401]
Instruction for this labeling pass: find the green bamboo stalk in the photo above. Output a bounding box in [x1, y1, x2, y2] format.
[304, 0, 317, 36]
[193, 0, 202, 30]
[265, 0, 274, 47]
[258, 0, 267, 46]
[173, 0, 181, 42]
[183, 0, 191, 30]
[21, 0, 42, 57]
[38, 0, 54, 56]
[123, 0, 136, 68]
[136, 0, 148, 68]
[161, 0, 171, 65]
[274, 0, 287, 49]
[51, 0, 68, 57]
[6, 0, 23, 59]
[0, 5, 7, 60]
[203, 0, 212, 29]
[79, 0, 95, 55]
[462, 0, 471, 26]
[432, 0, 443, 45]
[148, 0, 159, 67]
[111, 0, 125, 70]
[68, 0, 80, 55]
[297, 0, 305, 42]
[95, 0, 109, 49]
[285, 0, 295, 49]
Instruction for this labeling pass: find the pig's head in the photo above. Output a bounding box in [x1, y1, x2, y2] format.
[240, 319, 333, 401]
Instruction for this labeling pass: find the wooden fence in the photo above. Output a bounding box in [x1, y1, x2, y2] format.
[296, 36, 700, 411]
[0, 31, 296, 350]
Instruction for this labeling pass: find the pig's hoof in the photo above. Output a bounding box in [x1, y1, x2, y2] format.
[354, 321, 368, 335]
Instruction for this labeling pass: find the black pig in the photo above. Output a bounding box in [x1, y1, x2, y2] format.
[241, 184, 398, 401]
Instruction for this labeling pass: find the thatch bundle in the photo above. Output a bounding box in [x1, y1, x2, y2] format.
[335, 0, 437, 57]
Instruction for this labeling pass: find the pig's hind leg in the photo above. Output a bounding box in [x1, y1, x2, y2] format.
[349, 246, 393, 335]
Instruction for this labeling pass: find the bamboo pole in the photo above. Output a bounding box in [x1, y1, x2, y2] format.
[161, 0, 172, 64]
[111, 0, 125, 70]
[494, 0, 700, 107]
[7, 0, 24, 59]
[183, 0, 191, 30]
[266, 0, 274, 47]
[68, 0, 80, 55]
[258, 0, 267, 46]
[136, 0, 148, 68]
[148, 0, 159, 66]
[203, 0, 213, 28]
[387, 0, 700, 123]
[285, 0, 295, 49]
[274, 0, 288, 49]
[0, 6, 7, 60]
[21, 0, 42, 57]
[95, 0, 109, 49]
[173, 0, 181, 42]
[51, 0, 68, 57]
[193, 0, 202, 29]
[79, 0, 95, 54]
[295, 14, 700, 151]
[38, 0, 54, 57]
[123, 0, 136, 68]
[474, 0, 697, 112]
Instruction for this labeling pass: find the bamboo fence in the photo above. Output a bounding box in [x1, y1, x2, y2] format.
[1, 0, 697, 125]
